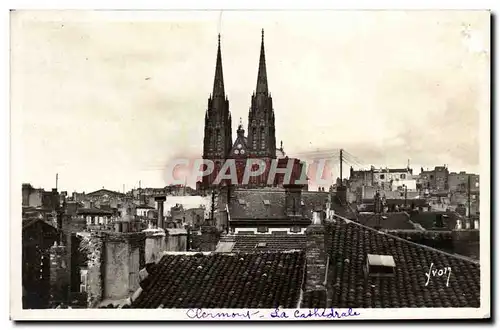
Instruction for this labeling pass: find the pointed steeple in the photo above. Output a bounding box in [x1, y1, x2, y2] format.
[256, 29, 268, 95]
[237, 117, 245, 137]
[213, 34, 225, 98]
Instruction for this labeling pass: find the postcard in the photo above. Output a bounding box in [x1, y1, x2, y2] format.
[10, 9, 491, 321]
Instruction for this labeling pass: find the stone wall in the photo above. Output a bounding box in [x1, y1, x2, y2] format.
[86, 232, 145, 307]
[103, 241, 130, 300]
[165, 230, 187, 252]
[49, 244, 69, 307]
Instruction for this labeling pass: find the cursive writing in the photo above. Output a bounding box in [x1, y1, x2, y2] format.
[186, 308, 361, 320]
[186, 308, 260, 320]
[425, 263, 452, 287]
[272, 307, 360, 319]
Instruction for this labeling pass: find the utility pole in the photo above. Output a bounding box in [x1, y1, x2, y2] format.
[404, 184, 408, 209]
[55, 173, 58, 191]
[374, 191, 381, 229]
[210, 189, 216, 226]
[340, 149, 343, 187]
[467, 174, 471, 219]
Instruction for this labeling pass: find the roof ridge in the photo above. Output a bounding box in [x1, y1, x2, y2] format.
[331, 215, 480, 265]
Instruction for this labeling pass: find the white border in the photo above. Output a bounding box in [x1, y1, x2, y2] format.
[6, 1, 495, 323]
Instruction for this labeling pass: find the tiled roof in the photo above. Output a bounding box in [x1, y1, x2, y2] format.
[409, 211, 458, 230]
[228, 189, 329, 221]
[77, 207, 113, 215]
[130, 251, 305, 308]
[218, 234, 307, 253]
[326, 218, 480, 308]
[356, 212, 416, 230]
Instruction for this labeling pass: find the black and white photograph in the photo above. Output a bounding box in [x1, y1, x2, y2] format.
[9, 9, 491, 321]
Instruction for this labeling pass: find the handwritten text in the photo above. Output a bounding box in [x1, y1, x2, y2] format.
[425, 263, 452, 287]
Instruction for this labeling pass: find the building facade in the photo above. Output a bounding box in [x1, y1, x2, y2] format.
[200, 31, 303, 190]
[448, 171, 480, 192]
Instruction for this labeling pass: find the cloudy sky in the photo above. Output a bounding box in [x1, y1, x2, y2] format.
[11, 10, 489, 193]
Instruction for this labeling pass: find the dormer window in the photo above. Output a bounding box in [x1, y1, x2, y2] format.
[257, 226, 268, 233]
[238, 199, 246, 205]
[256, 242, 267, 248]
[263, 200, 271, 205]
[365, 254, 396, 277]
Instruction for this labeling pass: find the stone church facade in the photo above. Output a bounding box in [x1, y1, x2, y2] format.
[200, 31, 304, 191]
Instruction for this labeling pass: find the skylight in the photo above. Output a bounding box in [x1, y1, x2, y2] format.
[366, 254, 396, 277]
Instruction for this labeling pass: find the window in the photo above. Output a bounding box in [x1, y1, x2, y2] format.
[434, 214, 444, 228]
[430, 175, 434, 180]
[217, 129, 222, 150]
[260, 128, 265, 149]
[366, 254, 396, 277]
[80, 269, 88, 293]
[380, 174, 385, 180]
[400, 174, 406, 179]
[290, 226, 301, 233]
[252, 128, 257, 149]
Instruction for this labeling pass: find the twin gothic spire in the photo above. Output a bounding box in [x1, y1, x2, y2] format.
[206, 30, 275, 160]
[212, 30, 269, 100]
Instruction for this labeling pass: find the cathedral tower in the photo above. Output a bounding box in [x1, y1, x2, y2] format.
[202, 35, 233, 188]
[247, 29, 277, 159]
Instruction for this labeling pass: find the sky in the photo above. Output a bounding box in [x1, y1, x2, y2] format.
[11, 10, 490, 193]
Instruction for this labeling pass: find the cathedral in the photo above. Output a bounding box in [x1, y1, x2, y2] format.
[200, 30, 304, 190]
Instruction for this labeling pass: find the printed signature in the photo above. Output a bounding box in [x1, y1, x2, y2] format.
[186, 307, 360, 320]
[425, 263, 452, 287]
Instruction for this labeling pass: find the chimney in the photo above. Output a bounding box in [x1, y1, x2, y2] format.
[49, 242, 69, 307]
[336, 185, 347, 205]
[143, 229, 166, 264]
[284, 184, 304, 218]
[86, 232, 146, 307]
[302, 222, 328, 308]
[200, 225, 220, 251]
[155, 196, 166, 229]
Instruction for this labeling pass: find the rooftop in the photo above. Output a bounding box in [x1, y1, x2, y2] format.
[228, 189, 329, 221]
[129, 251, 305, 309]
[325, 217, 480, 308]
[217, 234, 307, 253]
[355, 212, 416, 230]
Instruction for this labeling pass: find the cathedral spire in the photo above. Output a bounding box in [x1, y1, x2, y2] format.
[212, 34, 225, 98]
[256, 29, 268, 95]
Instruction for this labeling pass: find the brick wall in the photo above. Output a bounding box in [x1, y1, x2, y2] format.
[302, 224, 328, 307]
